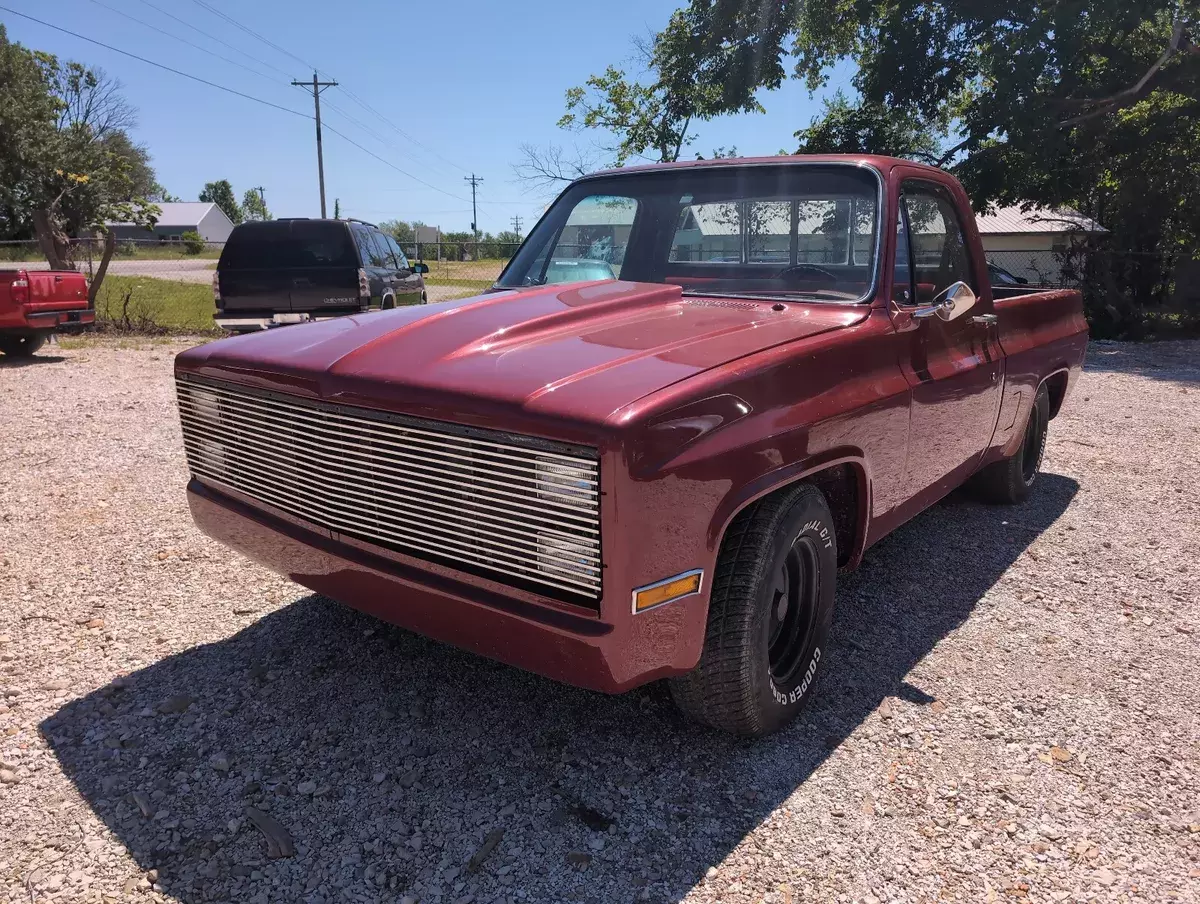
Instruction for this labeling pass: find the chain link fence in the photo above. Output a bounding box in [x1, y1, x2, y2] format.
[985, 243, 1197, 337]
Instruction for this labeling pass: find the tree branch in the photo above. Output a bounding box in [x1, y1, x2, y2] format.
[1055, 19, 1200, 127]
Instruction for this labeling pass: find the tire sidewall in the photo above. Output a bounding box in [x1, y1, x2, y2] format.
[1019, 388, 1050, 489]
[749, 492, 838, 732]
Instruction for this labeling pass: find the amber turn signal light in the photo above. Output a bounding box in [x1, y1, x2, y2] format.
[632, 570, 703, 613]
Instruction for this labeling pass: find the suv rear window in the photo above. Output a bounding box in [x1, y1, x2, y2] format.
[219, 221, 358, 270]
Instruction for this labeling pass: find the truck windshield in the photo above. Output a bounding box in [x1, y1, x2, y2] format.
[497, 164, 881, 302]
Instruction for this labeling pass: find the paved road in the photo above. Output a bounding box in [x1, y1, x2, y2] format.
[7, 258, 215, 285]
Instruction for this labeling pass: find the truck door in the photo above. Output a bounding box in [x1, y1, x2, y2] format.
[891, 177, 1003, 500]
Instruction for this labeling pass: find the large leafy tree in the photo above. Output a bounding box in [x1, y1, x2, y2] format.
[0, 26, 159, 291]
[577, 1, 1200, 334]
[794, 92, 943, 162]
[241, 188, 271, 222]
[199, 180, 243, 225]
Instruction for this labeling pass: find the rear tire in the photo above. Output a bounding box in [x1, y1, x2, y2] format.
[971, 383, 1050, 504]
[669, 483, 837, 737]
[0, 333, 47, 358]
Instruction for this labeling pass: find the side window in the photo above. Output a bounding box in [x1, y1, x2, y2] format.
[352, 226, 378, 268]
[367, 230, 396, 268]
[384, 234, 409, 270]
[893, 205, 913, 304]
[900, 183, 973, 303]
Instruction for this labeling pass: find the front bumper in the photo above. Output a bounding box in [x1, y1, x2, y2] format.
[187, 479, 702, 693]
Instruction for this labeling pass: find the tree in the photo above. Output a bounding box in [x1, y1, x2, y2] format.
[51, 62, 135, 138]
[620, 0, 1200, 335]
[794, 92, 942, 162]
[199, 180, 242, 224]
[0, 26, 157, 288]
[242, 188, 271, 221]
[0, 24, 59, 240]
[512, 142, 601, 194]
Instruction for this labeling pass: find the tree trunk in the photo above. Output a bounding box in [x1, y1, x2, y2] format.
[32, 209, 73, 270]
[88, 231, 116, 307]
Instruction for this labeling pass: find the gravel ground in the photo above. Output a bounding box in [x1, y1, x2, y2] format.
[0, 337, 1197, 904]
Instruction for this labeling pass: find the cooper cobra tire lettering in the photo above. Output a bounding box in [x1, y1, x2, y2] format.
[771, 647, 822, 706]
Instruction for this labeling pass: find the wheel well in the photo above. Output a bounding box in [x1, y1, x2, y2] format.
[806, 464, 860, 568]
[1044, 371, 1069, 419]
[734, 464, 861, 569]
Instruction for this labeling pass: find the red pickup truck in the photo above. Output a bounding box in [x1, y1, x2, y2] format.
[175, 156, 1087, 736]
[0, 269, 94, 357]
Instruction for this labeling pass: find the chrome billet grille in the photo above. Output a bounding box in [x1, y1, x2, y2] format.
[176, 376, 602, 602]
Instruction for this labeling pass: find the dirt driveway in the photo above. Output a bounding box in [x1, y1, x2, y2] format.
[0, 339, 1196, 904]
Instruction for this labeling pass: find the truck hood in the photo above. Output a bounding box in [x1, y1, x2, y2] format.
[177, 280, 867, 430]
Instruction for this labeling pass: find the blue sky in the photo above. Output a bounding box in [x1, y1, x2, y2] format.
[4, 0, 851, 234]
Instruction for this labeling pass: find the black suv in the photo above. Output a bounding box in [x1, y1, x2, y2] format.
[213, 218, 429, 332]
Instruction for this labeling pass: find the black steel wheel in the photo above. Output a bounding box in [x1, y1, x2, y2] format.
[669, 482, 838, 737]
[971, 383, 1050, 504]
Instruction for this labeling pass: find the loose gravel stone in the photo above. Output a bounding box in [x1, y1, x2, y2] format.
[0, 336, 1197, 904]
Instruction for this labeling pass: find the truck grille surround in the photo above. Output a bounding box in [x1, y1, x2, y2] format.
[175, 376, 602, 604]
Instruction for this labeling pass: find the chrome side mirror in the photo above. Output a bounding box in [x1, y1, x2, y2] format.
[912, 281, 977, 321]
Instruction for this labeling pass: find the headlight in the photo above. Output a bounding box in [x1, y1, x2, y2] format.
[534, 457, 601, 585]
[181, 387, 227, 475]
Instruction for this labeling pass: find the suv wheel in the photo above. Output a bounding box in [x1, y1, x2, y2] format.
[669, 483, 837, 737]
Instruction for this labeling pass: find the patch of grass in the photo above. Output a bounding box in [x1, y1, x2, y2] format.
[419, 258, 508, 281]
[93, 274, 219, 334]
[424, 277, 494, 291]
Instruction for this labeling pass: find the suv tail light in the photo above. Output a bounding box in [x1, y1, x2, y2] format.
[357, 268, 370, 299]
[212, 270, 222, 308]
[10, 272, 29, 305]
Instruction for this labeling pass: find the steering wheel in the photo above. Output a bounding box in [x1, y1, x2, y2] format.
[777, 264, 838, 286]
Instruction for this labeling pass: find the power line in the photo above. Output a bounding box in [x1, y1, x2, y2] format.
[85, 0, 285, 84]
[177, 0, 465, 181]
[189, 0, 318, 73]
[131, 0, 295, 79]
[320, 123, 471, 202]
[333, 85, 467, 176]
[511, 215, 523, 238]
[0, 7, 310, 119]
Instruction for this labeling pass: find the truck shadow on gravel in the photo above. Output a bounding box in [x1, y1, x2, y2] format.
[43, 475, 1077, 904]
[0, 354, 66, 368]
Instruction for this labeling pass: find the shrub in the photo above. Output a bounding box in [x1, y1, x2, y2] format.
[180, 230, 205, 255]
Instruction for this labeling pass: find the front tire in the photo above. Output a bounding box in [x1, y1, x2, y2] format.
[0, 333, 47, 358]
[669, 483, 837, 737]
[971, 383, 1050, 504]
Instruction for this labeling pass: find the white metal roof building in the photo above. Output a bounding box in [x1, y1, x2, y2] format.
[106, 202, 236, 243]
[975, 205, 1106, 286]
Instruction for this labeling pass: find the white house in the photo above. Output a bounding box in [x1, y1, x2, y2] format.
[976, 205, 1106, 285]
[106, 202, 236, 244]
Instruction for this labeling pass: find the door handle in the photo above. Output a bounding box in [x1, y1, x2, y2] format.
[972, 314, 998, 326]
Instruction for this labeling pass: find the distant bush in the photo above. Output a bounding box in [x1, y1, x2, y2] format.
[116, 240, 138, 257]
[180, 231, 205, 255]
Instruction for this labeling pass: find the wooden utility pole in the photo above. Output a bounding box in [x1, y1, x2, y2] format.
[464, 174, 483, 242]
[292, 72, 338, 217]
